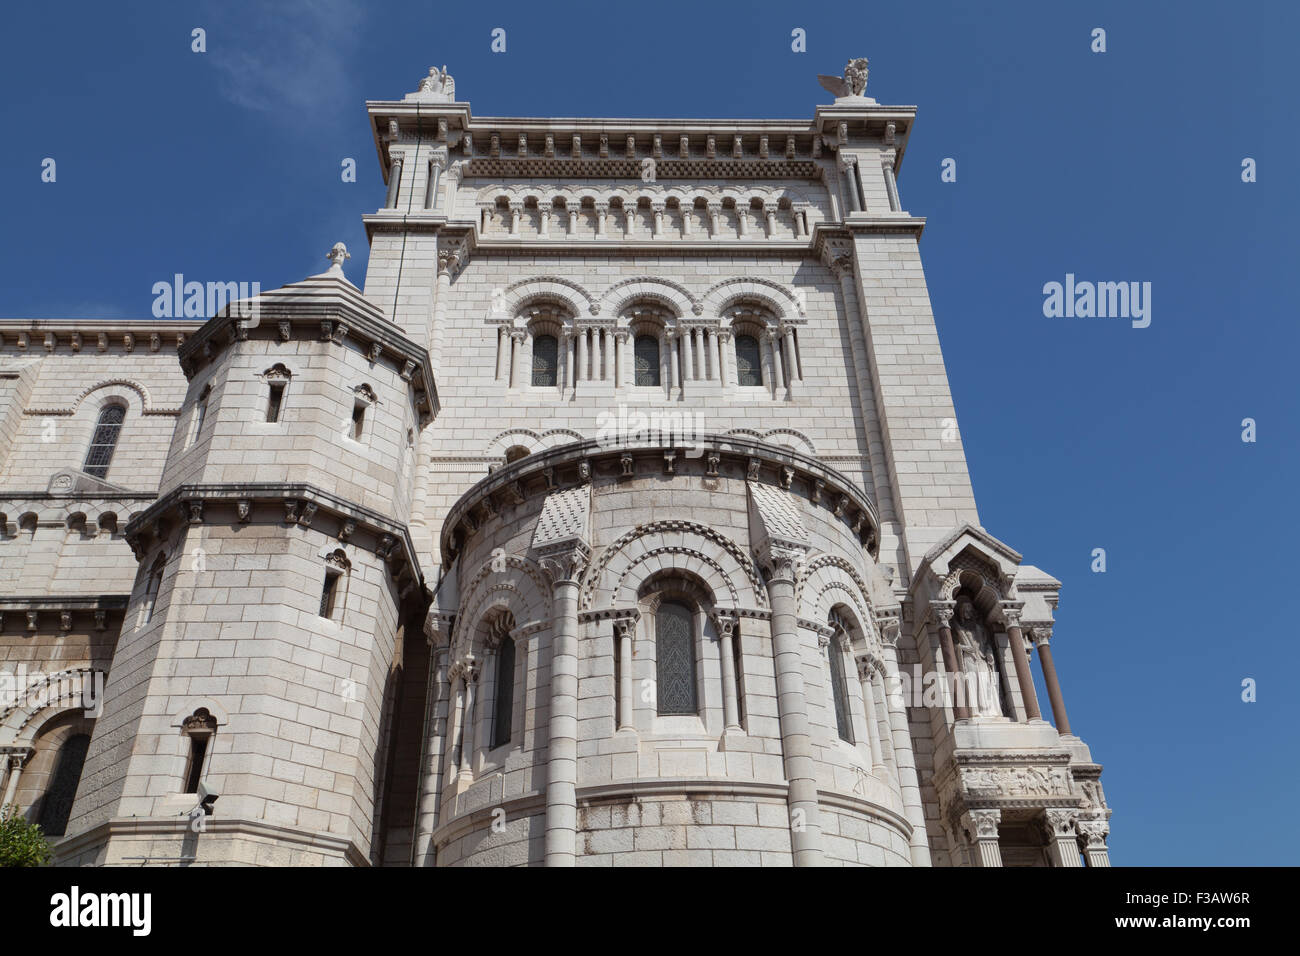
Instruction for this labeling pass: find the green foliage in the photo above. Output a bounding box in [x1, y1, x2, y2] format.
[0, 804, 53, 867]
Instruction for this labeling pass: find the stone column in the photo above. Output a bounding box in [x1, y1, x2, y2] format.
[706, 202, 720, 237]
[856, 658, 884, 770]
[540, 546, 588, 867]
[614, 614, 637, 732]
[838, 153, 860, 213]
[445, 669, 465, 777]
[612, 330, 625, 388]
[963, 809, 1002, 867]
[594, 202, 608, 237]
[433, 248, 459, 371]
[384, 154, 403, 208]
[1, 753, 27, 808]
[666, 329, 679, 396]
[567, 207, 578, 235]
[715, 611, 742, 733]
[718, 330, 733, 387]
[882, 153, 902, 212]
[619, 329, 633, 387]
[1045, 810, 1083, 867]
[424, 157, 443, 209]
[412, 640, 451, 865]
[681, 326, 693, 386]
[509, 331, 525, 389]
[704, 328, 717, 380]
[765, 208, 777, 237]
[508, 202, 523, 237]
[495, 326, 509, 381]
[539, 207, 551, 237]
[878, 613, 931, 865]
[929, 602, 969, 720]
[600, 328, 612, 383]
[761, 546, 824, 866]
[575, 327, 588, 384]
[558, 329, 571, 395]
[871, 668, 899, 786]
[764, 330, 784, 393]
[999, 605, 1041, 721]
[651, 202, 664, 237]
[457, 661, 479, 779]
[1032, 627, 1072, 735]
[792, 203, 806, 238]
[1078, 820, 1112, 867]
[736, 204, 749, 237]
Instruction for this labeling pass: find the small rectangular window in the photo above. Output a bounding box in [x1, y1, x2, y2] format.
[320, 570, 341, 618]
[352, 402, 366, 440]
[266, 383, 285, 422]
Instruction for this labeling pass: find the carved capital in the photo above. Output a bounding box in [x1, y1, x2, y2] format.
[929, 600, 956, 628]
[1076, 819, 1109, 848]
[1045, 809, 1079, 838]
[538, 545, 590, 585]
[963, 808, 1001, 841]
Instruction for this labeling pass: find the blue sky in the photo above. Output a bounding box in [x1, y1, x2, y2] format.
[2, 1, 1296, 865]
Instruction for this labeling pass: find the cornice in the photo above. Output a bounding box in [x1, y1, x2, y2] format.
[440, 434, 880, 567]
[123, 482, 430, 601]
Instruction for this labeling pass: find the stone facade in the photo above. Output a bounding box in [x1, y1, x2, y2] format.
[0, 61, 1110, 866]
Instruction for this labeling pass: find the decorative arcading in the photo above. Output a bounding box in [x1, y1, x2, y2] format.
[762, 428, 817, 456]
[580, 519, 766, 611]
[700, 277, 807, 322]
[600, 276, 697, 319]
[796, 553, 875, 617]
[0, 667, 104, 745]
[26, 378, 181, 416]
[611, 545, 740, 609]
[453, 553, 552, 655]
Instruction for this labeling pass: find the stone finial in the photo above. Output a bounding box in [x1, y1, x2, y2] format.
[325, 242, 351, 278]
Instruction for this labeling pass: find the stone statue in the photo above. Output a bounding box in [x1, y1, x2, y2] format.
[410, 65, 455, 102]
[952, 600, 1004, 717]
[818, 58, 871, 100]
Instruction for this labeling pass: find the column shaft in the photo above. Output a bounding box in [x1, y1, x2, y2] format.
[881, 641, 931, 865]
[766, 571, 823, 866]
[1005, 624, 1041, 720]
[1036, 639, 1072, 735]
[412, 648, 450, 865]
[544, 578, 581, 865]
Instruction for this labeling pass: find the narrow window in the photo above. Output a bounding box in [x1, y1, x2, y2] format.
[531, 334, 558, 387]
[267, 382, 285, 422]
[82, 403, 126, 479]
[182, 709, 217, 794]
[828, 640, 853, 743]
[735, 334, 762, 386]
[492, 636, 516, 748]
[190, 388, 209, 447]
[320, 568, 342, 618]
[634, 334, 661, 386]
[351, 401, 366, 440]
[37, 734, 90, 837]
[656, 600, 697, 715]
[139, 556, 165, 629]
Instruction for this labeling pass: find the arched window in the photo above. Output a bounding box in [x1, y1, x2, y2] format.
[531, 334, 558, 387]
[492, 635, 516, 748]
[735, 334, 762, 387]
[319, 551, 350, 620]
[827, 634, 854, 743]
[634, 334, 661, 387]
[182, 708, 217, 794]
[82, 403, 126, 479]
[188, 385, 210, 448]
[656, 600, 697, 715]
[37, 734, 90, 837]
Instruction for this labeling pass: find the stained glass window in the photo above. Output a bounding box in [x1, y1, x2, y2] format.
[83, 404, 125, 479]
[37, 734, 90, 837]
[532, 334, 558, 387]
[656, 601, 696, 715]
[492, 636, 516, 748]
[735, 335, 762, 386]
[828, 639, 853, 743]
[634, 334, 660, 386]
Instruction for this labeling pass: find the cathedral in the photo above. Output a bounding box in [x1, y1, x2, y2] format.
[0, 60, 1111, 866]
